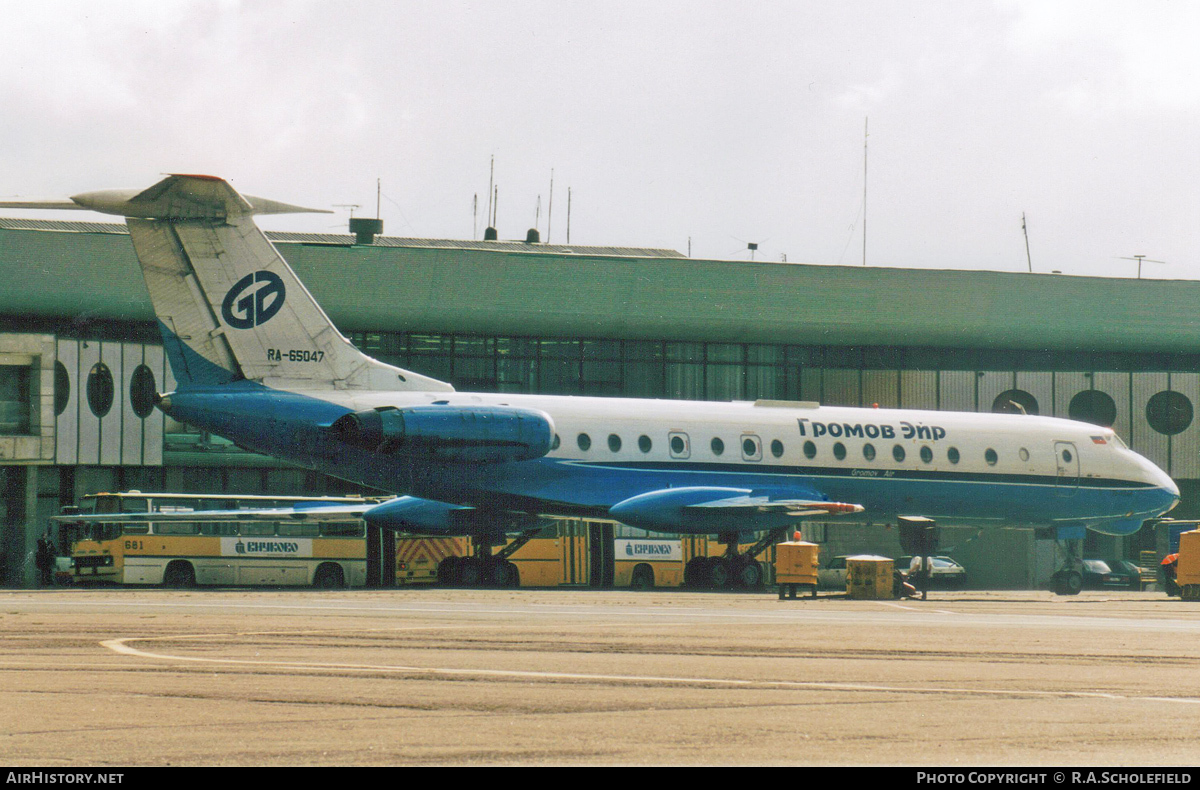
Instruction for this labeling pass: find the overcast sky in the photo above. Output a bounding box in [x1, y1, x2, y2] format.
[1, 1, 1196, 278]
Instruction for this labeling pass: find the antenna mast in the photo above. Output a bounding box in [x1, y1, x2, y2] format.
[547, 169, 554, 243]
[1022, 213, 1032, 273]
[485, 155, 495, 230]
[863, 117, 868, 266]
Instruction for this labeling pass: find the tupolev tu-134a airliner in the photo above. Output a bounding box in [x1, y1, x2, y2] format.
[7, 175, 1180, 590]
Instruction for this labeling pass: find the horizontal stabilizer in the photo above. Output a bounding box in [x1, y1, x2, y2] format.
[2, 175, 331, 220]
[0, 198, 86, 210]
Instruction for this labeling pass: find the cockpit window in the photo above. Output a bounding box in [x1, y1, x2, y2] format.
[1109, 433, 1128, 449]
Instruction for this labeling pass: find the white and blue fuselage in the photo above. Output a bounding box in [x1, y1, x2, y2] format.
[159, 381, 1179, 537]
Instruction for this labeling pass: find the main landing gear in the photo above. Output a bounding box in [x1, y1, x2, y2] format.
[437, 529, 541, 588]
[684, 529, 784, 590]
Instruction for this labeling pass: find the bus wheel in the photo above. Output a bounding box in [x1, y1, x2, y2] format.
[313, 563, 344, 589]
[162, 561, 195, 589]
[630, 564, 655, 590]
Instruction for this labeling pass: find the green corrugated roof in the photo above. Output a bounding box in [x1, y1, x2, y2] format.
[2, 219, 1199, 353]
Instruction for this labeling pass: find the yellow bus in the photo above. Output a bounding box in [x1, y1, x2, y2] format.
[396, 519, 768, 590]
[62, 491, 381, 588]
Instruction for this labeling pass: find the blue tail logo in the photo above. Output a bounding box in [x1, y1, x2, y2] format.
[221, 271, 286, 329]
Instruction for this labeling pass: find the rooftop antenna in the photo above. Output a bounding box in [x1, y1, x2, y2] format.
[1118, 254, 1166, 279]
[376, 178, 381, 220]
[730, 235, 769, 261]
[1022, 212, 1032, 273]
[472, 193, 478, 240]
[566, 187, 572, 244]
[547, 168, 554, 243]
[333, 203, 360, 218]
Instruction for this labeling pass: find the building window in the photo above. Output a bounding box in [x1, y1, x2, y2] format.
[0, 365, 31, 434]
[1146, 391, 1193, 436]
[54, 361, 70, 416]
[1069, 390, 1117, 427]
[86, 363, 114, 418]
[129, 364, 156, 419]
[992, 389, 1039, 415]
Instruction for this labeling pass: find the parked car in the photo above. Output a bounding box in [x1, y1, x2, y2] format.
[818, 555, 850, 590]
[818, 554, 898, 590]
[1081, 559, 1143, 590]
[897, 556, 968, 589]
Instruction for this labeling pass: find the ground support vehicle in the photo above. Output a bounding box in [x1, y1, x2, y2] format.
[775, 540, 819, 599]
[1176, 530, 1200, 601]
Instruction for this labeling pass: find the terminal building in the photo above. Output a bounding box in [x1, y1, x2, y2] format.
[1, 215, 1198, 588]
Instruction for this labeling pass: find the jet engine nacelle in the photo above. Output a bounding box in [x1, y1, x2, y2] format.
[330, 404, 555, 463]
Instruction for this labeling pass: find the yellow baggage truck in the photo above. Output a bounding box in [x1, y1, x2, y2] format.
[775, 541, 819, 599]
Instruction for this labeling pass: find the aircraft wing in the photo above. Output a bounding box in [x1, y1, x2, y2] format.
[609, 486, 864, 534]
[685, 495, 865, 518]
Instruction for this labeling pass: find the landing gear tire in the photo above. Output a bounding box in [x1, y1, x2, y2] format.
[709, 558, 731, 589]
[738, 560, 763, 589]
[458, 557, 482, 587]
[1052, 570, 1083, 596]
[487, 560, 518, 588]
[438, 556, 461, 586]
[684, 558, 706, 588]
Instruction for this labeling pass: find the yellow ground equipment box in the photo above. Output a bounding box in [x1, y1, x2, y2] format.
[1176, 530, 1200, 600]
[775, 541, 819, 599]
[847, 555, 895, 600]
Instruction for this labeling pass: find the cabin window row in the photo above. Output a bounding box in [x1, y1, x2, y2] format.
[562, 432, 1012, 467]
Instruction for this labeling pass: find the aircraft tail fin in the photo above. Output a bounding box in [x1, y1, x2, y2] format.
[111, 175, 452, 393]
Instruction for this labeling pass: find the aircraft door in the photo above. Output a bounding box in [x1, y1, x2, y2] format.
[1054, 441, 1080, 496]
